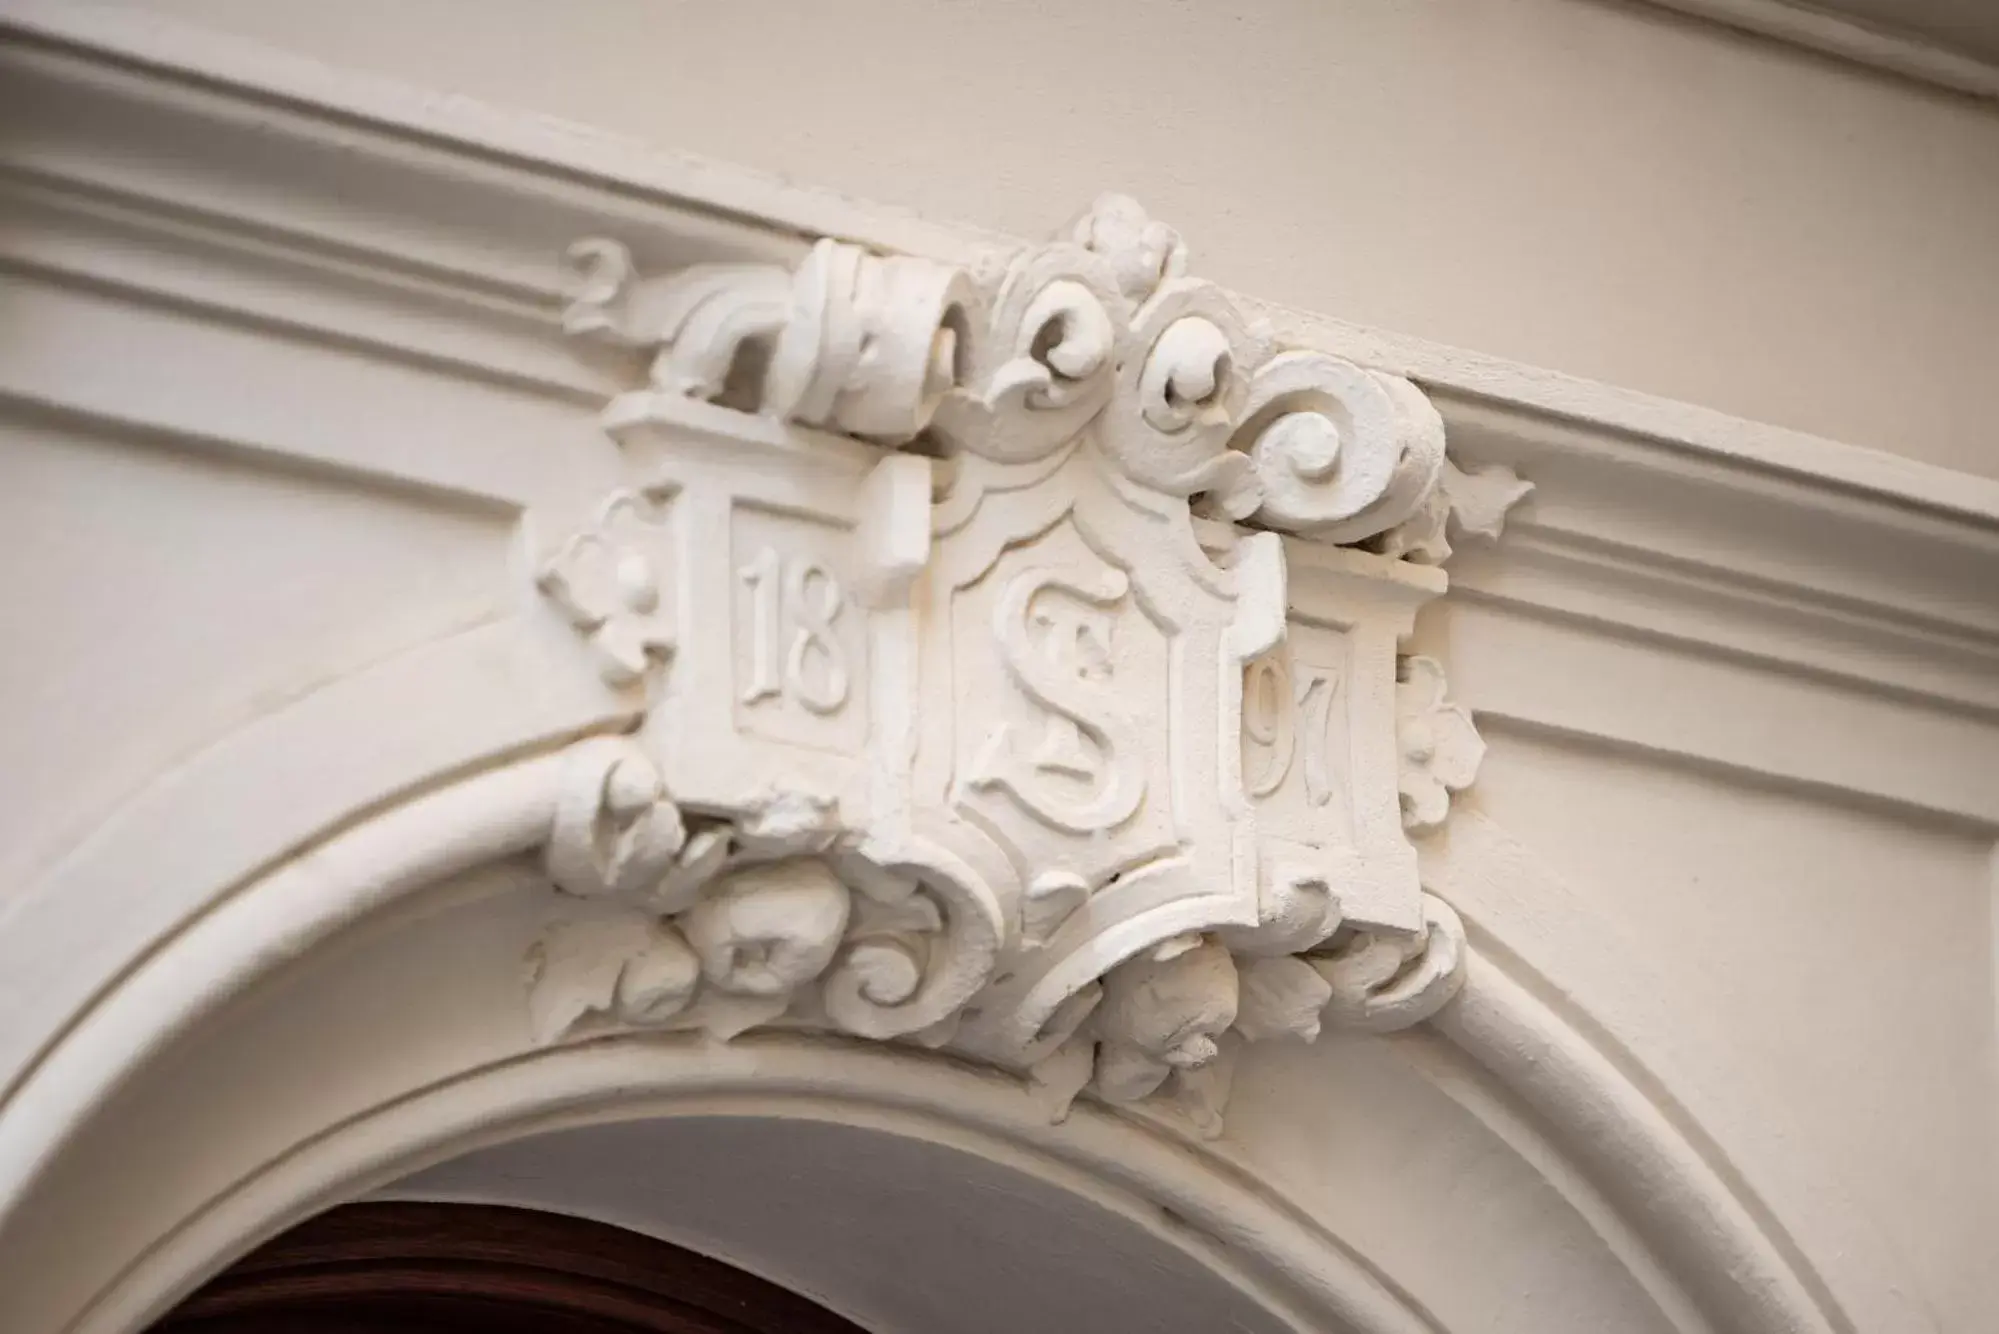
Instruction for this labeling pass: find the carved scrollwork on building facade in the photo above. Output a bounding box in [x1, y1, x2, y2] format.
[529, 196, 1529, 1135]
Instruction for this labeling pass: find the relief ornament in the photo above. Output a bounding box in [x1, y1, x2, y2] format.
[527, 196, 1528, 1135]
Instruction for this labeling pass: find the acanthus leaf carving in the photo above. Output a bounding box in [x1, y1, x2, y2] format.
[1377, 456, 1534, 565]
[524, 911, 699, 1045]
[1443, 459, 1535, 545]
[532, 196, 1520, 1136]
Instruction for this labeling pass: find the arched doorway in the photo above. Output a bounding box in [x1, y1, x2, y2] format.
[150, 1201, 863, 1334]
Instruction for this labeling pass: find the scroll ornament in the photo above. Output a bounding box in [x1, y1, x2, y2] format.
[528, 196, 1527, 1137]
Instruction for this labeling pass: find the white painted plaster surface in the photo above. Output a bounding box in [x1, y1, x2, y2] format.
[1466, 727, 1998, 1332]
[90, 0, 1999, 477]
[0, 9, 1994, 1334]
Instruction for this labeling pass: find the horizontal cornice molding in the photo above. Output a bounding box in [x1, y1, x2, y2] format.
[1636, 0, 1999, 102]
[6, 2, 1997, 821]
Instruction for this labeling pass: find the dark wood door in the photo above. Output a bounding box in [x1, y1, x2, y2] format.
[151, 1201, 869, 1333]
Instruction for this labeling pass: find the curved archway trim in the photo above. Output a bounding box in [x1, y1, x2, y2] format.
[0, 745, 1852, 1334]
[75, 1038, 1440, 1334]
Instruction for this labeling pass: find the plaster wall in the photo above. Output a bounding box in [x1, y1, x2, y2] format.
[1, 9, 1995, 1332]
[91, 0, 1999, 477]
[1462, 725, 1998, 1331]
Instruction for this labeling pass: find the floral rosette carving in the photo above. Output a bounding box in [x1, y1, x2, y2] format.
[1397, 655, 1484, 834]
[536, 491, 675, 687]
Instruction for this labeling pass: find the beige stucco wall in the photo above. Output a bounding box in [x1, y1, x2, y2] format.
[91, 0, 1999, 478]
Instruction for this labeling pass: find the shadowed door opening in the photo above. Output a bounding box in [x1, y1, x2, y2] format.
[150, 1201, 867, 1334]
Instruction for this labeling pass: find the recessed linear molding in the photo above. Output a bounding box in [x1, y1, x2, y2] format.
[1637, 0, 1999, 100]
[7, 0, 1999, 852]
[5, 2, 1997, 837]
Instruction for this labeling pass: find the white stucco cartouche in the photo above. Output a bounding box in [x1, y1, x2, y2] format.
[0, 5, 1993, 1333]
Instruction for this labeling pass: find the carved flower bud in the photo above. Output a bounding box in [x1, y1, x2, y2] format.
[524, 912, 697, 1044]
[614, 924, 702, 1025]
[1095, 938, 1240, 1070]
[681, 859, 851, 997]
[1069, 192, 1188, 303]
[1233, 955, 1335, 1044]
[602, 754, 666, 819]
[545, 743, 684, 900]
